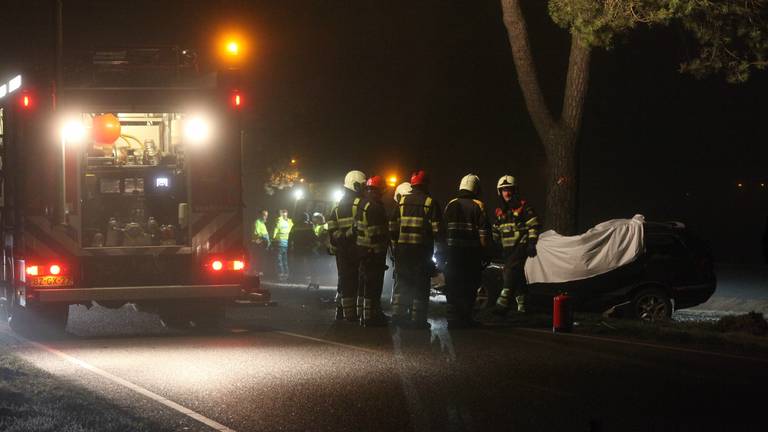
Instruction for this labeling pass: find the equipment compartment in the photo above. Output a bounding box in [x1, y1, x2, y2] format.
[80, 112, 189, 248]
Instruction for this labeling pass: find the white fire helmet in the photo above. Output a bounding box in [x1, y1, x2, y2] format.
[459, 174, 481, 193]
[496, 175, 516, 195]
[344, 170, 367, 192]
[394, 182, 412, 203]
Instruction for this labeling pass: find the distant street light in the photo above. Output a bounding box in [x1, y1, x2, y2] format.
[293, 188, 305, 216]
[293, 188, 305, 201]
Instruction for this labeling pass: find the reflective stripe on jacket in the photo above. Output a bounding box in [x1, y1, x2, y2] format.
[444, 195, 489, 248]
[389, 189, 443, 247]
[356, 199, 389, 254]
[327, 192, 363, 252]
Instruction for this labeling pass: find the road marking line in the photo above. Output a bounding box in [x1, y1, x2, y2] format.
[24, 339, 237, 432]
[516, 327, 768, 364]
[272, 330, 382, 354]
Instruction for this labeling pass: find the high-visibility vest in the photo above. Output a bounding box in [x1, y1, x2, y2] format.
[273, 217, 294, 243]
[252, 219, 269, 242]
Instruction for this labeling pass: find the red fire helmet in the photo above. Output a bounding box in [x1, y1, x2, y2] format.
[410, 170, 429, 186]
[366, 175, 385, 189]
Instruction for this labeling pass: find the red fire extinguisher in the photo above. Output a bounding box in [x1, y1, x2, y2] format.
[553, 293, 573, 333]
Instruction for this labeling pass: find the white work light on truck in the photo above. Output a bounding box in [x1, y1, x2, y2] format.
[60, 119, 86, 142]
[183, 115, 212, 144]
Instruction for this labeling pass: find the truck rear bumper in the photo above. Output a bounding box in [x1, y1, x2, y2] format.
[35, 284, 243, 303]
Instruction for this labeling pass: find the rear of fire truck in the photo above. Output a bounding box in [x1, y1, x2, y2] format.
[0, 46, 262, 335]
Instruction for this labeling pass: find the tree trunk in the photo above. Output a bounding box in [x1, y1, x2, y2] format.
[542, 127, 577, 235]
[500, 0, 591, 235]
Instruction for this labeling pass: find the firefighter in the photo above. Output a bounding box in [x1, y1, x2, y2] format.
[310, 212, 329, 290]
[356, 175, 390, 327]
[273, 209, 294, 281]
[443, 174, 490, 328]
[389, 170, 443, 329]
[492, 175, 540, 314]
[327, 170, 366, 321]
[389, 182, 412, 315]
[289, 212, 316, 286]
[250, 209, 270, 276]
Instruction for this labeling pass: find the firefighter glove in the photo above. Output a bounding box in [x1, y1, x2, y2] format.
[527, 240, 538, 258]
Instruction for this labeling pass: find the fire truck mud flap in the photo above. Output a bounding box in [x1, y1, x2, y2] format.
[34, 284, 244, 303]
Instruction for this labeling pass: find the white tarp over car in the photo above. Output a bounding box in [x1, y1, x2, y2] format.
[525, 214, 645, 284]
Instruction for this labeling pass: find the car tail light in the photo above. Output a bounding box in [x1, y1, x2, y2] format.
[24, 262, 68, 277]
[211, 260, 224, 272]
[26, 265, 39, 276]
[205, 257, 246, 274]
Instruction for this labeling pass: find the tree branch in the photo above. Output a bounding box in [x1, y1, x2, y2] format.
[500, 0, 557, 140]
[561, 36, 592, 133]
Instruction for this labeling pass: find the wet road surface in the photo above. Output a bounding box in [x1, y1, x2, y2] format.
[1, 284, 766, 431]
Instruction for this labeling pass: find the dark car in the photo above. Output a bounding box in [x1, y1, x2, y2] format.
[481, 222, 716, 320]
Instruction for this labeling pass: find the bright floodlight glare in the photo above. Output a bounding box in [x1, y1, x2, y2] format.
[184, 115, 211, 144]
[8, 75, 21, 93]
[332, 189, 344, 202]
[226, 41, 239, 56]
[61, 120, 86, 141]
[293, 188, 305, 200]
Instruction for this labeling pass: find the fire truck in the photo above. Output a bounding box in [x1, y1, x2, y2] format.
[0, 46, 264, 334]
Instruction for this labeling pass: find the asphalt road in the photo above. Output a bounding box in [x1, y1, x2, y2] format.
[1, 285, 766, 432]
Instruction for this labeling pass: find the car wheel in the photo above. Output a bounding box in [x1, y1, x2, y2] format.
[631, 288, 672, 322]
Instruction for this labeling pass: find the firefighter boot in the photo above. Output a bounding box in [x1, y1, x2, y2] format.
[408, 299, 431, 329]
[475, 286, 489, 310]
[356, 296, 364, 320]
[341, 297, 358, 322]
[390, 293, 411, 326]
[515, 295, 527, 313]
[361, 298, 388, 327]
[335, 293, 344, 320]
[492, 288, 513, 316]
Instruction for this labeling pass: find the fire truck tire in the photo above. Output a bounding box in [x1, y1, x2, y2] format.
[8, 300, 68, 338]
[158, 302, 225, 330]
[191, 304, 226, 330]
[158, 306, 193, 329]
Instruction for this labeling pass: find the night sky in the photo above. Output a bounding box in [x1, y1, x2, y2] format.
[1, 0, 766, 263]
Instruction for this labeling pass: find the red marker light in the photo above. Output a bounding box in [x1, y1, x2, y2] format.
[49, 265, 62, 275]
[21, 94, 32, 109]
[211, 260, 224, 271]
[231, 91, 242, 108]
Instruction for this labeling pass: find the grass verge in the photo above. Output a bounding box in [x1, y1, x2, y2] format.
[476, 310, 768, 357]
[0, 352, 171, 432]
